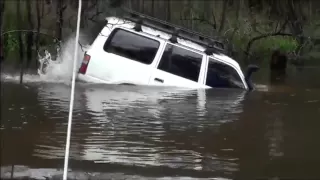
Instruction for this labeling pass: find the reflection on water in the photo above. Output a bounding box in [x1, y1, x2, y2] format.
[1, 81, 320, 179]
[33, 84, 246, 173]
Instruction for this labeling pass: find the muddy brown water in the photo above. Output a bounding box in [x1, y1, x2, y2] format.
[1, 67, 320, 180]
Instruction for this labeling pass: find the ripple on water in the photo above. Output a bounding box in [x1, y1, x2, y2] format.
[2, 67, 320, 179]
[23, 84, 246, 176]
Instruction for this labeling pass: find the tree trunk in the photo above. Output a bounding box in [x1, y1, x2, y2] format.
[309, 0, 312, 18]
[10, 165, 14, 179]
[151, 0, 154, 16]
[140, 0, 144, 13]
[131, 0, 139, 11]
[166, 0, 171, 21]
[26, 0, 34, 69]
[56, 0, 63, 40]
[80, 0, 88, 28]
[0, 0, 5, 64]
[287, 0, 304, 53]
[210, 1, 217, 30]
[0, 0, 4, 31]
[218, 0, 228, 33]
[17, 0, 24, 84]
[35, 0, 41, 69]
[227, 0, 241, 57]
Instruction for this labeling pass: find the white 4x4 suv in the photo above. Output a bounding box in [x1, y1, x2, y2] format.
[77, 10, 258, 90]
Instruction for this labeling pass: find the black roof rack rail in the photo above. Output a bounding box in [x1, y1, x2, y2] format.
[121, 8, 226, 55]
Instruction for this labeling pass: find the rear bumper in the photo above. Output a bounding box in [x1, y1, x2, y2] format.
[77, 73, 111, 84]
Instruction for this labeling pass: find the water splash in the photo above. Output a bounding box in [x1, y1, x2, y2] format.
[38, 34, 90, 83]
[1, 33, 90, 84]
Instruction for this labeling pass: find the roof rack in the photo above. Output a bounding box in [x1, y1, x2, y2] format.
[121, 8, 226, 55]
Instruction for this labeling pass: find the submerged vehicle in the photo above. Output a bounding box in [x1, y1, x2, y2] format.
[61, 10, 259, 90]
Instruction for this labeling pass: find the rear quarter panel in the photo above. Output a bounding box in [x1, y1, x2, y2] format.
[84, 26, 165, 85]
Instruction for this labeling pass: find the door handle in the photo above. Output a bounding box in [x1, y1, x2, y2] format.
[154, 78, 164, 83]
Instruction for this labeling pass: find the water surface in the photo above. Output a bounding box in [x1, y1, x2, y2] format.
[1, 71, 320, 179]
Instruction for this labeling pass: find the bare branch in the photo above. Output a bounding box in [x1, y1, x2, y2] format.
[42, 3, 52, 19]
[179, 17, 216, 30]
[1, 30, 59, 41]
[78, 41, 85, 52]
[61, 5, 67, 12]
[88, 12, 103, 23]
[86, 0, 98, 11]
[274, 21, 280, 33]
[277, 18, 289, 33]
[211, 9, 216, 28]
[245, 32, 294, 57]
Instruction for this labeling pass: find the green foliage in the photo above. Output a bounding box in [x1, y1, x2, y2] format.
[2, 0, 319, 66]
[252, 36, 299, 54]
[4, 34, 19, 52]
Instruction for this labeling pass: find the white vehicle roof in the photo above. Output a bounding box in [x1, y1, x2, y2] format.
[104, 16, 242, 71]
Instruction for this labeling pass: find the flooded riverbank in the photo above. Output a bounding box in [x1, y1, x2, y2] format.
[1, 70, 320, 179]
[1, 32, 320, 178]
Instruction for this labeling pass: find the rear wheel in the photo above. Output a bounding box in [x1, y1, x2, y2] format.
[41, 60, 49, 74]
[38, 50, 52, 75]
[38, 59, 50, 74]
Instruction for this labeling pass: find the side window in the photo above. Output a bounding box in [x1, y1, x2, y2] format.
[158, 44, 203, 82]
[206, 58, 245, 89]
[103, 28, 160, 65]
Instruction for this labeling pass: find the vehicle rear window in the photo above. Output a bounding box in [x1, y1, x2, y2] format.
[206, 58, 245, 89]
[157, 44, 203, 82]
[103, 28, 160, 65]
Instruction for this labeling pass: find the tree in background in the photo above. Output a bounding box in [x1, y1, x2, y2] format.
[2, 0, 320, 70]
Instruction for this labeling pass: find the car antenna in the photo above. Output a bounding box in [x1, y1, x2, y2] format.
[63, 0, 82, 179]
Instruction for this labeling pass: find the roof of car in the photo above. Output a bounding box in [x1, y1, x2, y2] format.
[104, 16, 242, 71]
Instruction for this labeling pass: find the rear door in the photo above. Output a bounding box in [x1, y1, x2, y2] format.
[149, 43, 207, 88]
[85, 28, 164, 85]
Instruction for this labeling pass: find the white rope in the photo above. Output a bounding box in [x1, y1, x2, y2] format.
[63, 0, 82, 179]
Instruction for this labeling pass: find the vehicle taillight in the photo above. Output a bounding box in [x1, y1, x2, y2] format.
[79, 54, 91, 74]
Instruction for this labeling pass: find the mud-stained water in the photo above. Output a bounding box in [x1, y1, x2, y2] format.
[1, 70, 320, 179]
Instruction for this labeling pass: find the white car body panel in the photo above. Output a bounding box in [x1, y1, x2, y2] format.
[77, 16, 248, 90]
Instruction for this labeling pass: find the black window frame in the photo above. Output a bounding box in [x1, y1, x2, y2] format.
[156, 43, 204, 83]
[205, 57, 245, 89]
[103, 27, 161, 65]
